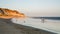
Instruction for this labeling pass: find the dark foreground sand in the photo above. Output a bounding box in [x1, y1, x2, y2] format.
[0, 18, 57, 34]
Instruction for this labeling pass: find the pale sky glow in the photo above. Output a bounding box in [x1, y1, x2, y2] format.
[0, 0, 60, 17]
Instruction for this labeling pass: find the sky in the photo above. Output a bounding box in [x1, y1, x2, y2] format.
[0, 0, 60, 17]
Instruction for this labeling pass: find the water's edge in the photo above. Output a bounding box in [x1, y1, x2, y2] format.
[0, 18, 57, 34]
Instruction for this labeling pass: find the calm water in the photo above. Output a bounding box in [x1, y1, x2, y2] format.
[31, 17, 60, 20]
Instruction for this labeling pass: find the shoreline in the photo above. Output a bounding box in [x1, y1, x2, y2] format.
[0, 18, 57, 34]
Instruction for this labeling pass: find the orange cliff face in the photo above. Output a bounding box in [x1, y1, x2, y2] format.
[0, 8, 26, 19]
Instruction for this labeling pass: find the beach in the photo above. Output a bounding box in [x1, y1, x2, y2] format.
[0, 18, 57, 34]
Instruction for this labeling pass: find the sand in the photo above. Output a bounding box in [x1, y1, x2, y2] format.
[0, 18, 56, 34]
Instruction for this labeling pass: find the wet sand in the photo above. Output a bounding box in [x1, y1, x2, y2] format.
[0, 18, 57, 34]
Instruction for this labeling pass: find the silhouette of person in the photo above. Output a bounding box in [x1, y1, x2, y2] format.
[41, 18, 45, 23]
[24, 20, 25, 23]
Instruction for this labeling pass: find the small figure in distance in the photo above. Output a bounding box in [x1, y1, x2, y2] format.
[41, 18, 45, 23]
[24, 20, 26, 23]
